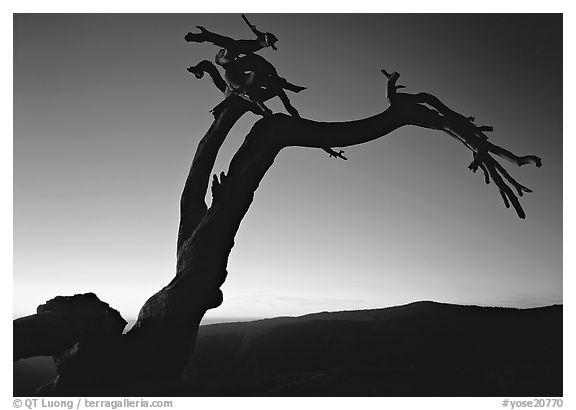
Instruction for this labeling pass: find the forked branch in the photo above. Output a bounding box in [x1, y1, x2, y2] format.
[381, 70, 541, 218]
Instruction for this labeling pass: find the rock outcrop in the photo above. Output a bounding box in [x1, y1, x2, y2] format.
[14, 293, 126, 362]
[14, 293, 128, 394]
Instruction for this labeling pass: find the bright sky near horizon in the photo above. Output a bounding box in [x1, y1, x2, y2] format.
[13, 14, 562, 321]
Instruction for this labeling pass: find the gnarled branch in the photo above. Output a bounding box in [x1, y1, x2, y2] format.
[184, 16, 277, 58]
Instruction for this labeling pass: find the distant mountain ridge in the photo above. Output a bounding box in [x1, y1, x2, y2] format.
[14, 301, 562, 396]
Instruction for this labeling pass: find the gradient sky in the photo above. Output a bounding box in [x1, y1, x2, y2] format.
[13, 14, 562, 321]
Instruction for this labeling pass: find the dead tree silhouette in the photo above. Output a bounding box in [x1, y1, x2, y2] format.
[13, 15, 541, 395]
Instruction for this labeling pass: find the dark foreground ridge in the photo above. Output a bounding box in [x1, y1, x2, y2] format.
[15, 301, 562, 396]
[185, 301, 562, 396]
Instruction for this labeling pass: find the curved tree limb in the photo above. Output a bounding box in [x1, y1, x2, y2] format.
[233, 70, 541, 220]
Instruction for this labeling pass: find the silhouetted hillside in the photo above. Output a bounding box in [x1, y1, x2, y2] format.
[184, 301, 562, 396]
[14, 302, 562, 396]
